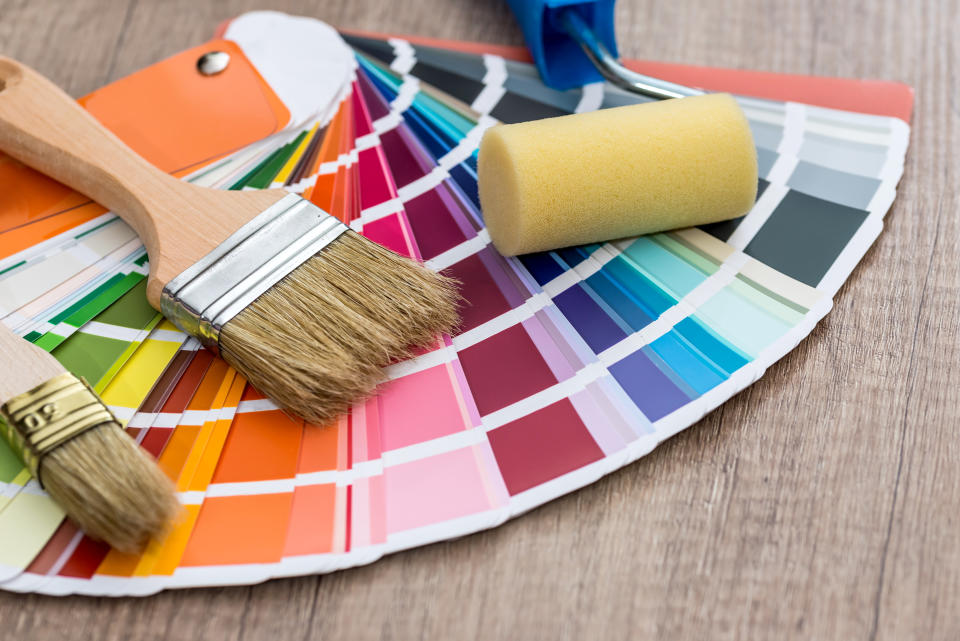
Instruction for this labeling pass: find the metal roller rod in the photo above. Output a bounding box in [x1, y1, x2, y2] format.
[559, 9, 703, 100]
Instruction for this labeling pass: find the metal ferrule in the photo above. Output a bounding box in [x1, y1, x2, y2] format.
[559, 9, 704, 101]
[160, 193, 349, 353]
[0, 372, 114, 484]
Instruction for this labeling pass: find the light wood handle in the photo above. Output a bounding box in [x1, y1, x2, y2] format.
[0, 57, 178, 260]
[0, 57, 286, 307]
[0, 325, 65, 402]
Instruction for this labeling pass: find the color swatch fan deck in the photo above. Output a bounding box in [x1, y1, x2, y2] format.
[0, 11, 912, 595]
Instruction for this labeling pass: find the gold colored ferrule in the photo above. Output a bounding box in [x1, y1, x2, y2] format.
[0, 372, 113, 485]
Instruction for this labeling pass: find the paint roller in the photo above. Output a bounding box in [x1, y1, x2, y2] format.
[478, 0, 758, 256]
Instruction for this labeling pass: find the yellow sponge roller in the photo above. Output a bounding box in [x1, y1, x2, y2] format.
[477, 93, 758, 256]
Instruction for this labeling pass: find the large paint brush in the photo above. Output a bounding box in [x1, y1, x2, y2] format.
[0, 57, 458, 424]
[0, 324, 178, 552]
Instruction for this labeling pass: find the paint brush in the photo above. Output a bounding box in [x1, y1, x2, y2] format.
[0, 324, 178, 552]
[0, 57, 458, 424]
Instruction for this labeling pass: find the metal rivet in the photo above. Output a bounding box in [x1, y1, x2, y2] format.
[197, 51, 230, 76]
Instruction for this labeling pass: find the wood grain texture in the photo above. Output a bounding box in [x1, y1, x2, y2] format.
[0, 0, 956, 639]
[0, 56, 288, 304]
[0, 324, 65, 400]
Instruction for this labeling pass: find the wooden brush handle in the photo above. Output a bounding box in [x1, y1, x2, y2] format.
[0, 58, 180, 265]
[0, 324, 65, 402]
[0, 57, 285, 307]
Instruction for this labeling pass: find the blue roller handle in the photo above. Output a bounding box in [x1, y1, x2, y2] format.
[506, 0, 618, 90]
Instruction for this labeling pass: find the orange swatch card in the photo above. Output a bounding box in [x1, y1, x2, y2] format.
[0, 39, 289, 259]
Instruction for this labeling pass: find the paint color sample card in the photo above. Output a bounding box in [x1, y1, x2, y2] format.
[0, 12, 911, 595]
[343, 34, 908, 296]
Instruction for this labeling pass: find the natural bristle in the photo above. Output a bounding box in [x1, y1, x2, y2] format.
[218, 231, 459, 424]
[42, 423, 179, 554]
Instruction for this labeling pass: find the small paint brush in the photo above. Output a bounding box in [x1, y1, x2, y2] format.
[0, 324, 178, 552]
[0, 57, 458, 424]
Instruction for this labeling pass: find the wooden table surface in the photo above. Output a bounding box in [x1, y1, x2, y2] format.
[0, 1, 956, 639]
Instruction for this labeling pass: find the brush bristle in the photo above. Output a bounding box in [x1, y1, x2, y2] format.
[41, 423, 179, 553]
[218, 230, 459, 424]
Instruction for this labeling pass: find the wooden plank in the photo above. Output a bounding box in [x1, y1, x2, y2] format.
[0, 1, 956, 639]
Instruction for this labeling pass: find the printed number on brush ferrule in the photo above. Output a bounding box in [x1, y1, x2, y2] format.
[0, 372, 113, 483]
[160, 193, 350, 353]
